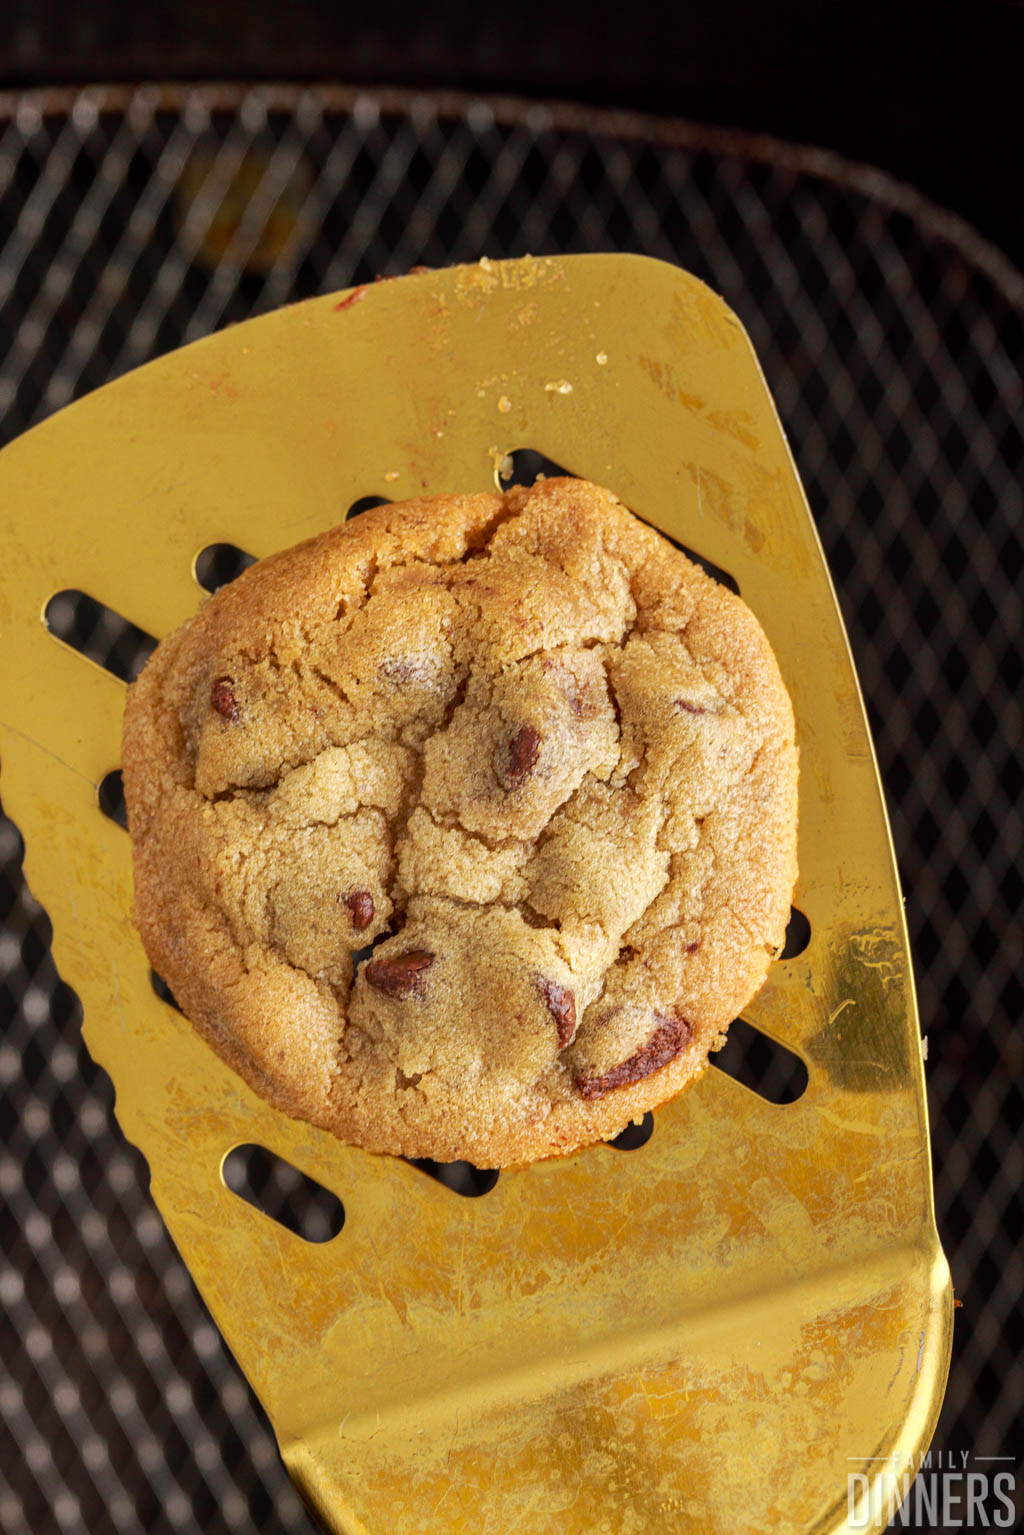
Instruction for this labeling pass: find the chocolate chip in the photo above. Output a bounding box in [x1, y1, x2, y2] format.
[537, 977, 576, 1049]
[685, 940, 702, 955]
[674, 698, 705, 715]
[576, 1013, 692, 1100]
[506, 724, 540, 786]
[210, 679, 239, 721]
[344, 889, 375, 932]
[364, 950, 434, 998]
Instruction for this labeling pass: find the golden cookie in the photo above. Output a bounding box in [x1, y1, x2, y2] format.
[123, 479, 798, 1166]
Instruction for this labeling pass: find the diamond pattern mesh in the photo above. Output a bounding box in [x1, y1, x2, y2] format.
[2, 84, 1022, 1533]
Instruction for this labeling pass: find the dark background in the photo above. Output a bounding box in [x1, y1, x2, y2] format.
[1, 5, 1022, 1534]
[2, 0, 1024, 268]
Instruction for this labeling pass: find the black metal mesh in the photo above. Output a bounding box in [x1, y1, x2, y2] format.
[2, 84, 1022, 1533]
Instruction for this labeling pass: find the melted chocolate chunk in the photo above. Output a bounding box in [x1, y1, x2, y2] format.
[344, 889, 375, 932]
[364, 950, 434, 998]
[210, 679, 239, 722]
[537, 977, 576, 1049]
[505, 724, 541, 786]
[576, 1014, 693, 1100]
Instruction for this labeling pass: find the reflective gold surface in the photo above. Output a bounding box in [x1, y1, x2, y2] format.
[0, 254, 951, 1532]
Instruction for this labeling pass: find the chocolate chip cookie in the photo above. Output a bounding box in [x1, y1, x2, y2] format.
[122, 479, 798, 1166]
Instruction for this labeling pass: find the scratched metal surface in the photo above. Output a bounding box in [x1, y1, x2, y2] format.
[1, 85, 1021, 1534]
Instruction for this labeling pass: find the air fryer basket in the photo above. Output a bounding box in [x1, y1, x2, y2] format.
[1, 85, 1020, 1535]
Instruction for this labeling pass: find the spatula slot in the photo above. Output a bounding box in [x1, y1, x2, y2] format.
[407, 1159, 500, 1197]
[97, 770, 127, 829]
[347, 495, 392, 519]
[44, 590, 156, 683]
[221, 1143, 345, 1242]
[194, 544, 256, 593]
[709, 1018, 808, 1104]
[503, 449, 575, 488]
[499, 452, 741, 596]
[150, 971, 182, 1012]
[608, 1112, 655, 1151]
[779, 907, 811, 959]
[657, 534, 741, 596]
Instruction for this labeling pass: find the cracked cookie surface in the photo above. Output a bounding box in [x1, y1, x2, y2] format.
[122, 479, 798, 1166]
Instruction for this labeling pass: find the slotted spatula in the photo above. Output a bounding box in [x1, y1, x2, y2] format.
[0, 254, 951, 1534]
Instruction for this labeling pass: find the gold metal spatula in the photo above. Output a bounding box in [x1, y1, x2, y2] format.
[0, 254, 951, 1534]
